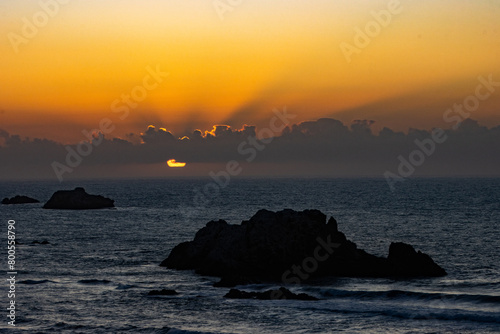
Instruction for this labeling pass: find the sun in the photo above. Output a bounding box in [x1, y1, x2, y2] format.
[167, 159, 187, 168]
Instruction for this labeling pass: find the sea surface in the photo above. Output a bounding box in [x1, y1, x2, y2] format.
[0, 178, 499, 333]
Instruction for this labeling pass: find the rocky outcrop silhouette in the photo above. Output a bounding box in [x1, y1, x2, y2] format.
[224, 287, 318, 301]
[161, 209, 446, 281]
[43, 187, 114, 210]
[148, 289, 178, 296]
[387, 242, 446, 277]
[2, 195, 40, 205]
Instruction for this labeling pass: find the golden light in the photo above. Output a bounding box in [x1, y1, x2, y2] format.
[167, 159, 187, 168]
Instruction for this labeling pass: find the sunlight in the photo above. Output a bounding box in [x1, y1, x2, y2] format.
[167, 159, 187, 168]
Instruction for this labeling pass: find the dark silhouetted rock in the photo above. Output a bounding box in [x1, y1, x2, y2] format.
[388, 242, 447, 277]
[43, 187, 114, 210]
[2, 196, 40, 205]
[148, 289, 179, 296]
[162, 209, 446, 281]
[224, 287, 318, 301]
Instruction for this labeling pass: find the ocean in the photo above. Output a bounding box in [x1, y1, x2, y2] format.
[0, 178, 499, 333]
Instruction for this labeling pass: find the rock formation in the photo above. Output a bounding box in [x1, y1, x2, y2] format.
[2, 195, 40, 205]
[224, 287, 318, 301]
[148, 289, 179, 296]
[162, 209, 446, 282]
[43, 187, 114, 210]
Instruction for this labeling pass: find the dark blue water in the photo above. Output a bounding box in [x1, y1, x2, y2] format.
[1, 178, 499, 333]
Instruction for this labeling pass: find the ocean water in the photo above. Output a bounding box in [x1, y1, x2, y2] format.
[0, 178, 499, 333]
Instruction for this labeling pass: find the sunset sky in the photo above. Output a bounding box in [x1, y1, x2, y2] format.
[0, 0, 499, 181]
[1, 0, 499, 143]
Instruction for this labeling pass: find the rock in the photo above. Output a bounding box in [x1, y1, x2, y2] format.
[162, 209, 446, 281]
[2, 195, 40, 205]
[224, 287, 318, 301]
[148, 289, 179, 296]
[43, 187, 114, 210]
[387, 242, 447, 277]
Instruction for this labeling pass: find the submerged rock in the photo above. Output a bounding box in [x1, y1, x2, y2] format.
[148, 289, 179, 296]
[2, 195, 40, 205]
[31, 240, 50, 245]
[162, 209, 446, 281]
[43, 187, 114, 210]
[224, 287, 318, 301]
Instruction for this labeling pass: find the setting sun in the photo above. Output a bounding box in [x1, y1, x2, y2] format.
[167, 159, 187, 168]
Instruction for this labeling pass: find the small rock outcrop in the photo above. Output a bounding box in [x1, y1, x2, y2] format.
[148, 289, 179, 296]
[43, 187, 114, 210]
[2, 196, 40, 205]
[224, 287, 318, 301]
[162, 209, 446, 281]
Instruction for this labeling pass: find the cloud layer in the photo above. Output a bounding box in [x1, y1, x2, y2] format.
[0, 118, 499, 181]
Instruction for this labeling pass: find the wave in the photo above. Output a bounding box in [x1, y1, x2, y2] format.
[166, 329, 226, 334]
[320, 288, 500, 305]
[289, 299, 500, 325]
[19, 279, 55, 285]
[373, 308, 500, 324]
[116, 284, 136, 290]
[46, 324, 220, 334]
[77, 279, 112, 285]
[53, 321, 86, 330]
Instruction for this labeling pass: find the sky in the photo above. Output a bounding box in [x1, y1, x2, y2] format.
[0, 0, 499, 181]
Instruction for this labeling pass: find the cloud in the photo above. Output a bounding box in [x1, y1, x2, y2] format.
[0, 117, 499, 181]
[141, 125, 176, 144]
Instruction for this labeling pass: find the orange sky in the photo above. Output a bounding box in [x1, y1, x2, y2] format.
[1, 0, 499, 143]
